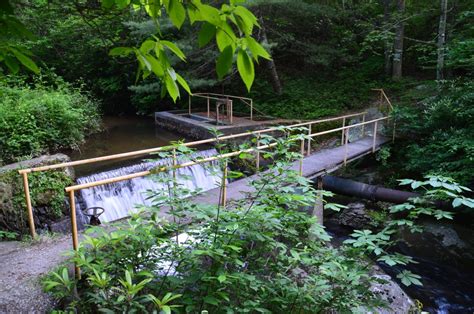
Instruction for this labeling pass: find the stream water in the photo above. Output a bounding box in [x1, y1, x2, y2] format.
[325, 196, 474, 313]
[65, 116, 191, 177]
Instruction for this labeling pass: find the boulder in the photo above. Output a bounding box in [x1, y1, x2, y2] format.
[0, 154, 74, 179]
[0, 154, 75, 234]
[338, 202, 372, 229]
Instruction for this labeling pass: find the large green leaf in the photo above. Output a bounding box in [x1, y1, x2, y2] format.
[246, 37, 271, 61]
[167, 0, 186, 29]
[12, 49, 39, 74]
[165, 74, 180, 101]
[237, 49, 254, 91]
[176, 73, 191, 94]
[161, 40, 186, 61]
[216, 46, 234, 79]
[4, 56, 20, 74]
[198, 22, 216, 47]
[109, 46, 134, 56]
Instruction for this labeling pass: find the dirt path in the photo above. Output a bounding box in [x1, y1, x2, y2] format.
[0, 235, 73, 313]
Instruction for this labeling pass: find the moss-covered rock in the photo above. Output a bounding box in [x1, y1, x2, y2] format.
[0, 154, 74, 235]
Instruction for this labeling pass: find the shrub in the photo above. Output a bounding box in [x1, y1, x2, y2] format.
[43, 133, 383, 313]
[392, 80, 474, 184]
[0, 75, 101, 164]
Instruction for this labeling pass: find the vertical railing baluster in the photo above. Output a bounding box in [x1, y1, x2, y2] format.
[299, 139, 304, 176]
[307, 124, 312, 156]
[372, 121, 378, 152]
[361, 113, 366, 138]
[221, 160, 228, 207]
[344, 127, 349, 166]
[256, 134, 260, 173]
[341, 117, 346, 145]
[21, 172, 36, 238]
[68, 190, 80, 279]
[172, 148, 177, 181]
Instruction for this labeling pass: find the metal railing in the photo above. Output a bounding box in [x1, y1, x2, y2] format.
[18, 89, 394, 240]
[189, 92, 256, 123]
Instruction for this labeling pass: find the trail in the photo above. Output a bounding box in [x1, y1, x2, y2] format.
[0, 235, 73, 313]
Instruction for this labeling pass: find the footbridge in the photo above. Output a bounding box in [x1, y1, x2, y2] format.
[18, 90, 394, 258]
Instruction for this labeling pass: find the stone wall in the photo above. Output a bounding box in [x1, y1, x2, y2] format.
[0, 154, 77, 235]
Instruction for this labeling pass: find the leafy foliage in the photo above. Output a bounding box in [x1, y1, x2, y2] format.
[0, 75, 101, 164]
[391, 80, 474, 184]
[44, 134, 384, 312]
[344, 175, 474, 286]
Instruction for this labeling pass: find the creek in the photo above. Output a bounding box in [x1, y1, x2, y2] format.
[325, 195, 474, 313]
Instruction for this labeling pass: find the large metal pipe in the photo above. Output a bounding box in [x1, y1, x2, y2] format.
[321, 175, 419, 204]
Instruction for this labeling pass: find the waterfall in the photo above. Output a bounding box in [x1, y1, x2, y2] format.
[77, 149, 222, 223]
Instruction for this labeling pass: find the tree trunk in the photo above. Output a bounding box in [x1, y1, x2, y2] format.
[383, 0, 392, 76]
[259, 18, 283, 95]
[436, 0, 448, 80]
[392, 0, 405, 80]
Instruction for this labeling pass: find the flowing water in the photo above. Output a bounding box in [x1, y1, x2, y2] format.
[77, 148, 222, 222]
[324, 196, 474, 313]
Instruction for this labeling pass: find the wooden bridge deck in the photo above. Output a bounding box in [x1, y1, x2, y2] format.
[190, 136, 390, 206]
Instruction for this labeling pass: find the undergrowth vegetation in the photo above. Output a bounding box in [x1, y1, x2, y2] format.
[0, 76, 101, 164]
[43, 133, 387, 313]
[387, 80, 474, 185]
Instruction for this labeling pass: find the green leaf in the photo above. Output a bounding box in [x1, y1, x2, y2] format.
[216, 24, 236, 52]
[161, 40, 186, 61]
[198, 22, 216, 47]
[109, 46, 134, 57]
[217, 274, 226, 283]
[203, 295, 220, 305]
[101, 0, 114, 9]
[115, 0, 131, 10]
[233, 6, 258, 35]
[397, 270, 422, 286]
[4, 56, 20, 74]
[145, 55, 165, 77]
[11, 49, 39, 74]
[167, 0, 186, 29]
[165, 74, 180, 101]
[140, 40, 156, 54]
[452, 198, 462, 208]
[176, 73, 191, 94]
[237, 49, 254, 91]
[216, 46, 234, 79]
[246, 37, 271, 61]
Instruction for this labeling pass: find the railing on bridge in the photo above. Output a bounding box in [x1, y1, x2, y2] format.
[18, 90, 394, 249]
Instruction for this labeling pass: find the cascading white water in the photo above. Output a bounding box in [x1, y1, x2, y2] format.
[77, 149, 222, 223]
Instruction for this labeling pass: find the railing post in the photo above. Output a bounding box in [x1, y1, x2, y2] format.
[220, 160, 228, 207]
[68, 190, 80, 279]
[344, 128, 349, 166]
[172, 148, 177, 181]
[255, 134, 260, 173]
[229, 100, 233, 124]
[21, 172, 36, 238]
[207, 97, 210, 118]
[341, 117, 346, 145]
[361, 113, 366, 137]
[299, 139, 304, 176]
[307, 124, 312, 156]
[250, 99, 253, 121]
[188, 94, 191, 115]
[372, 121, 378, 152]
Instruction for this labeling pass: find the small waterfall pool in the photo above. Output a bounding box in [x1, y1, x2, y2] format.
[77, 148, 223, 222]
